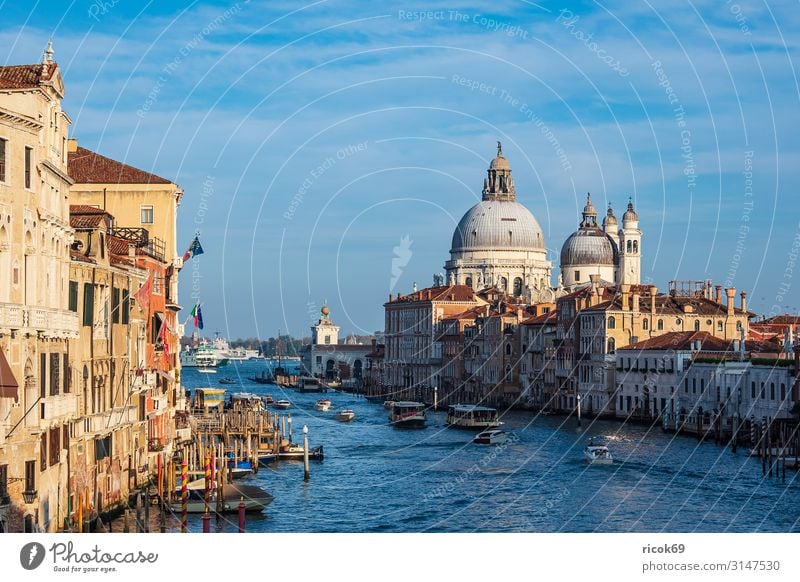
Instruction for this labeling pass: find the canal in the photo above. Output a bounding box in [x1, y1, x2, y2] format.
[180, 362, 800, 532]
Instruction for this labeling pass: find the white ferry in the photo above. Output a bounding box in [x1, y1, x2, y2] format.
[389, 402, 427, 428]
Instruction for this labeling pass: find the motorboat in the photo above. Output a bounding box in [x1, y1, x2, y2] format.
[446, 405, 502, 429]
[383, 400, 396, 410]
[314, 398, 332, 412]
[262, 395, 274, 406]
[335, 409, 356, 422]
[473, 429, 509, 445]
[584, 438, 613, 465]
[170, 482, 273, 514]
[277, 444, 325, 461]
[272, 400, 292, 410]
[297, 377, 326, 393]
[218, 377, 236, 385]
[197, 367, 216, 374]
[389, 402, 426, 428]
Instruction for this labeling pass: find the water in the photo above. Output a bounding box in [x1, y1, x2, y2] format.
[181, 362, 800, 532]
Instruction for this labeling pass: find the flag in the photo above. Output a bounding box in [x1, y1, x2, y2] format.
[191, 303, 204, 330]
[182, 236, 204, 262]
[134, 273, 152, 314]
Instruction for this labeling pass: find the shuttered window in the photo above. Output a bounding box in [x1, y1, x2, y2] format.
[68, 281, 79, 312]
[82, 283, 94, 326]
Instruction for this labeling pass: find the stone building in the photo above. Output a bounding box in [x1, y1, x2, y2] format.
[0, 47, 80, 533]
[519, 308, 558, 409]
[301, 306, 372, 382]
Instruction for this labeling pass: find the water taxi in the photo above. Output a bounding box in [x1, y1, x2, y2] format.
[335, 409, 356, 422]
[446, 405, 502, 429]
[272, 400, 292, 410]
[584, 438, 613, 465]
[314, 398, 332, 412]
[473, 429, 509, 445]
[389, 401, 427, 428]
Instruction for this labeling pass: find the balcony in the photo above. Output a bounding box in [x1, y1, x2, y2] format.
[0, 303, 79, 338]
[42, 394, 77, 421]
[110, 227, 165, 263]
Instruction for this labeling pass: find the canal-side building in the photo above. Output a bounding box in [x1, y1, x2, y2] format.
[614, 331, 797, 438]
[67, 141, 185, 464]
[301, 306, 372, 382]
[67, 205, 150, 527]
[0, 47, 80, 533]
[383, 284, 486, 400]
[519, 308, 558, 409]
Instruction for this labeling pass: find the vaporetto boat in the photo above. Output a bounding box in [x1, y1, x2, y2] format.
[446, 405, 503, 429]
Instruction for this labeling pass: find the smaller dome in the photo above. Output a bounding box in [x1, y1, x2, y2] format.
[623, 200, 638, 222]
[560, 229, 619, 267]
[489, 140, 510, 170]
[582, 194, 597, 217]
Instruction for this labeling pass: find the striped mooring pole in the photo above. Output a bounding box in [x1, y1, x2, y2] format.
[181, 459, 188, 533]
[202, 454, 211, 533]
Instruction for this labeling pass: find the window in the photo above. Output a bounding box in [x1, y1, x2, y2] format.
[751, 381, 756, 399]
[49, 427, 60, 467]
[657, 319, 663, 330]
[82, 283, 94, 326]
[736, 321, 742, 331]
[717, 321, 723, 332]
[692, 378, 696, 393]
[684, 378, 688, 393]
[0, 137, 6, 182]
[607, 337, 615, 353]
[642, 319, 648, 330]
[770, 383, 775, 400]
[40, 433, 47, 470]
[781, 383, 786, 401]
[760, 382, 765, 399]
[40, 353, 47, 399]
[140, 205, 154, 224]
[574, 270, 580, 282]
[63, 357, 69, 394]
[608, 316, 616, 329]
[68, 281, 78, 312]
[700, 378, 705, 393]
[505, 343, 512, 355]
[121, 289, 130, 325]
[465, 276, 472, 287]
[694, 320, 700, 331]
[24, 146, 32, 189]
[24, 461, 35, 493]
[315, 356, 322, 365]
[676, 318, 682, 326]
[95, 435, 112, 461]
[49, 353, 60, 396]
[112, 287, 120, 324]
[324, 335, 331, 345]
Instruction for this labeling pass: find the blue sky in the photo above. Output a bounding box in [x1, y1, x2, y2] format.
[4, 0, 800, 338]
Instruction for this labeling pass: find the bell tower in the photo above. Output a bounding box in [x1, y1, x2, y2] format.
[619, 199, 642, 285]
[311, 305, 340, 346]
[482, 141, 516, 202]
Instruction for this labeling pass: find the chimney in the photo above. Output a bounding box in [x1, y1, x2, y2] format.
[649, 285, 657, 314]
[740, 291, 747, 313]
[725, 288, 736, 316]
[67, 138, 78, 153]
[715, 285, 723, 304]
[621, 284, 631, 312]
[389, 293, 394, 302]
[632, 291, 640, 313]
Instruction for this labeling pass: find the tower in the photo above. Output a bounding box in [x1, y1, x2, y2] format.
[311, 305, 340, 346]
[618, 199, 642, 285]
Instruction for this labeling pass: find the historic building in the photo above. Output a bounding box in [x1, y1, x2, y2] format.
[559, 194, 641, 291]
[444, 144, 553, 302]
[0, 46, 80, 532]
[519, 308, 558, 409]
[301, 306, 372, 382]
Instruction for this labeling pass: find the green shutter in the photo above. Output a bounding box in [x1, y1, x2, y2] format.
[82, 283, 94, 326]
[112, 287, 120, 324]
[68, 281, 78, 312]
[122, 289, 130, 324]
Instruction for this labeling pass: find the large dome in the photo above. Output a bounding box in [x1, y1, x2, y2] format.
[560, 228, 618, 266]
[451, 200, 545, 252]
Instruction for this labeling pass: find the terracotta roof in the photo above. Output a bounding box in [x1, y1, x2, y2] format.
[619, 331, 730, 351]
[107, 235, 132, 256]
[584, 293, 746, 316]
[761, 315, 800, 325]
[386, 284, 478, 304]
[0, 62, 57, 90]
[68, 146, 172, 185]
[521, 310, 558, 325]
[69, 204, 113, 229]
[70, 249, 95, 264]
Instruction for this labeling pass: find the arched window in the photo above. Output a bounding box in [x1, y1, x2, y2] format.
[642, 319, 648, 330]
[717, 321, 723, 332]
[505, 343, 512, 356]
[694, 320, 700, 331]
[607, 337, 616, 353]
[626, 240, 632, 253]
[499, 277, 507, 291]
[657, 319, 663, 330]
[465, 276, 472, 288]
[633, 240, 638, 253]
[608, 316, 616, 329]
[513, 277, 523, 296]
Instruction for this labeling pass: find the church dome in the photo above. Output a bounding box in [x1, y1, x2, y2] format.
[451, 200, 545, 252]
[560, 228, 618, 266]
[561, 228, 619, 268]
[603, 205, 617, 228]
[623, 200, 638, 222]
